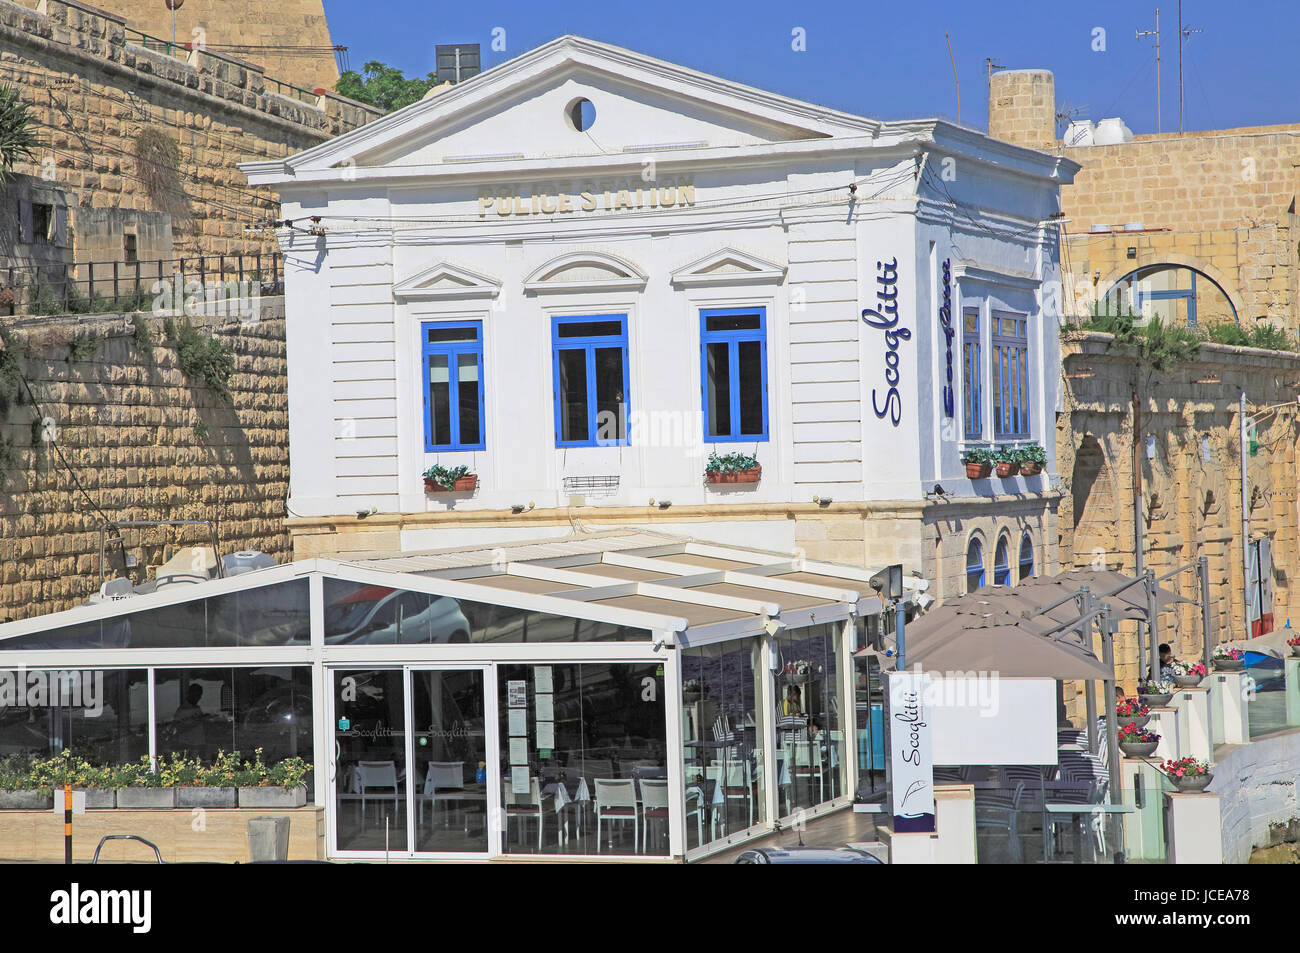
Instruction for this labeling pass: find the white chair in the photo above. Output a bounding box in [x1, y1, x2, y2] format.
[594, 779, 638, 853]
[683, 784, 706, 848]
[792, 741, 825, 804]
[640, 779, 671, 853]
[354, 760, 400, 826]
[503, 776, 547, 851]
[418, 761, 464, 826]
[976, 781, 1025, 863]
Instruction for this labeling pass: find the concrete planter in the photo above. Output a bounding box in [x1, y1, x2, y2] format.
[0, 790, 54, 810]
[1212, 658, 1244, 671]
[1173, 674, 1204, 688]
[1139, 692, 1174, 707]
[238, 786, 306, 809]
[117, 787, 177, 809]
[177, 787, 238, 809]
[1120, 741, 1159, 758]
[77, 788, 117, 809]
[1172, 774, 1213, 793]
[1117, 713, 1152, 730]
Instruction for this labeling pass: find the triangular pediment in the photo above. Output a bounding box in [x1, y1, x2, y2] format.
[670, 247, 787, 286]
[393, 262, 502, 300]
[523, 251, 647, 293]
[259, 37, 879, 180]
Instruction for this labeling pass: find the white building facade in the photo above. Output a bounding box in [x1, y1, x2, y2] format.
[243, 36, 1079, 596]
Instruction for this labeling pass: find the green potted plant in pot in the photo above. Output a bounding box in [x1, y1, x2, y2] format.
[1136, 678, 1174, 707]
[1162, 756, 1213, 792]
[1115, 696, 1151, 730]
[423, 464, 478, 493]
[705, 450, 760, 484]
[1118, 723, 1160, 758]
[0, 753, 53, 810]
[1211, 645, 1245, 672]
[236, 749, 311, 809]
[961, 447, 994, 479]
[1016, 443, 1047, 476]
[1168, 659, 1208, 688]
[117, 754, 176, 809]
[1289, 634, 1300, 658]
[994, 445, 1021, 478]
[172, 751, 238, 809]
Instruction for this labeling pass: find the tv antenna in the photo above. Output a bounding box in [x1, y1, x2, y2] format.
[1177, 0, 1202, 132]
[985, 57, 1004, 82]
[945, 32, 959, 124]
[1055, 103, 1088, 137]
[1136, 9, 1161, 133]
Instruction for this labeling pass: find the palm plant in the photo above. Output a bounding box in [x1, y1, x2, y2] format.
[0, 84, 36, 187]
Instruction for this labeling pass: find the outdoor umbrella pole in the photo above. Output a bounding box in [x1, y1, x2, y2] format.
[1199, 555, 1213, 671]
[1081, 587, 1097, 755]
[1145, 568, 1159, 683]
[1099, 602, 1122, 810]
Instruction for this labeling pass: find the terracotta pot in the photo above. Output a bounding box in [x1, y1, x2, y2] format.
[706, 466, 761, 484]
[1018, 462, 1042, 476]
[424, 474, 478, 492]
[995, 461, 1020, 477]
[965, 462, 992, 479]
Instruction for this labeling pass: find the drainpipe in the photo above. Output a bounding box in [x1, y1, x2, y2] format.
[1132, 391, 1146, 678]
[1240, 390, 1250, 641]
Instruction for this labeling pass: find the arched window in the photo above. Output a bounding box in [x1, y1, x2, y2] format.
[965, 538, 985, 594]
[993, 535, 1011, 586]
[1099, 264, 1236, 328]
[1018, 533, 1035, 582]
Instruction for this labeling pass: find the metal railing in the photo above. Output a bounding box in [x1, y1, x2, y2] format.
[1, 252, 282, 316]
[122, 29, 320, 105]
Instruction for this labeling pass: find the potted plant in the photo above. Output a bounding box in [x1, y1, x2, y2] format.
[1288, 634, 1300, 658]
[171, 752, 238, 809]
[1162, 756, 1214, 793]
[682, 679, 706, 704]
[34, 751, 118, 809]
[236, 749, 311, 809]
[1168, 659, 1208, 688]
[961, 447, 994, 479]
[117, 755, 177, 809]
[1016, 443, 1047, 476]
[781, 659, 817, 685]
[994, 445, 1021, 478]
[1136, 678, 1174, 707]
[423, 464, 478, 493]
[0, 754, 53, 810]
[705, 450, 761, 484]
[1118, 723, 1161, 758]
[1211, 645, 1245, 672]
[1115, 696, 1152, 730]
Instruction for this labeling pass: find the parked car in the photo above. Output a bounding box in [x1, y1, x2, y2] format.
[325, 587, 471, 644]
[733, 846, 883, 864]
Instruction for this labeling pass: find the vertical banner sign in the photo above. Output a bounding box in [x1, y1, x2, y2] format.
[862, 257, 909, 427]
[938, 259, 954, 418]
[886, 669, 935, 833]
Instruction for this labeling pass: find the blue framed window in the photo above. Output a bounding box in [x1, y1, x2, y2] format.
[1018, 533, 1035, 582]
[992, 311, 1029, 439]
[700, 307, 769, 442]
[421, 321, 484, 451]
[962, 307, 982, 440]
[993, 535, 1011, 586]
[551, 314, 630, 447]
[966, 538, 985, 594]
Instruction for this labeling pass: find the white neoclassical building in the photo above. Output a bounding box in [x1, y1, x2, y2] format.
[243, 35, 1079, 597]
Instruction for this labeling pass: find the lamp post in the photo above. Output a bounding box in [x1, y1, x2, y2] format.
[164, 0, 184, 52]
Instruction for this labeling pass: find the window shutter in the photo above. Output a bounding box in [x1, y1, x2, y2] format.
[53, 205, 69, 248]
[18, 200, 32, 244]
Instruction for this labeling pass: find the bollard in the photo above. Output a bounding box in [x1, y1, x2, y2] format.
[247, 816, 291, 862]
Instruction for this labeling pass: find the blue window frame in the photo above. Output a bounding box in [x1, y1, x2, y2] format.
[1018, 533, 1035, 582]
[962, 307, 982, 440]
[551, 314, 630, 447]
[700, 307, 769, 442]
[993, 535, 1011, 586]
[966, 538, 985, 594]
[421, 321, 484, 451]
[992, 311, 1030, 439]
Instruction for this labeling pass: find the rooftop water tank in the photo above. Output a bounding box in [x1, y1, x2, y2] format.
[1063, 120, 1095, 146]
[1093, 118, 1135, 145]
[222, 550, 277, 576]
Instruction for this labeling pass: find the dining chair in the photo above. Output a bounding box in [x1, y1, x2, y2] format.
[355, 761, 400, 826]
[975, 781, 1025, 863]
[593, 778, 638, 853]
[639, 779, 671, 854]
[503, 776, 547, 851]
[683, 784, 706, 848]
[418, 761, 464, 826]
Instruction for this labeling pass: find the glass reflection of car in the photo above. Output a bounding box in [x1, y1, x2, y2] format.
[1245, 655, 1285, 693]
[733, 846, 883, 864]
[325, 587, 470, 644]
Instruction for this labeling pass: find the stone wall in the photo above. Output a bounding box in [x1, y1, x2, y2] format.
[1207, 728, 1300, 865]
[0, 0, 380, 285]
[1058, 331, 1300, 691]
[0, 298, 291, 622]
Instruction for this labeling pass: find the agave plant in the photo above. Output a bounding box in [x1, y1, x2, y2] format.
[0, 84, 36, 188]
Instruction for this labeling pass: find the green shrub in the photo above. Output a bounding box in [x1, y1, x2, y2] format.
[130, 314, 156, 357]
[165, 318, 234, 400]
[422, 463, 470, 486]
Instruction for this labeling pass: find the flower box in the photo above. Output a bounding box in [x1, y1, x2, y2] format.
[238, 785, 307, 809]
[995, 461, 1020, 478]
[965, 462, 992, 479]
[117, 787, 177, 809]
[0, 790, 54, 810]
[1018, 462, 1042, 476]
[77, 788, 117, 809]
[1120, 741, 1159, 758]
[706, 466, 761, 485]
[424, 474, 478, 493]
[176, 786, 238, 809]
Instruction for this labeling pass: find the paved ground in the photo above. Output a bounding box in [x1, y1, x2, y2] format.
[697, 807, 882, 863]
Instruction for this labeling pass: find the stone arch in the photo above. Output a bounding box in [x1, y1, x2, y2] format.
[965, 530, 988, 593]
[1096, 255, 1245, 326]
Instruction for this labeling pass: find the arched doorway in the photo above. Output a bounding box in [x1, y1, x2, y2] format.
[1098, 264, 1237, 327]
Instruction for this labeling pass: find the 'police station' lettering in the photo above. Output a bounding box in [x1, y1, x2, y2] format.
[862, 257, 910, 427]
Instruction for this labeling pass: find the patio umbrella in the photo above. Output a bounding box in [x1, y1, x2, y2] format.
[1019, 569, 1193, 621]
[894, 615, 1113, 680]
[1214, 629, 1293, 660]
[943, 587, 1086, 627]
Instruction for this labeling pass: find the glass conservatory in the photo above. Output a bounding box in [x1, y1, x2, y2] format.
[0, 530, 906, 861]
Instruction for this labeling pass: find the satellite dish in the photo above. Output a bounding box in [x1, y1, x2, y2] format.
[164, 0, 184, 9]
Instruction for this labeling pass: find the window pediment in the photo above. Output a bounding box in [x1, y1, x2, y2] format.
[670, 247, 786, 287]
[394, 262, 502, 300]
[523, 251, 647, 294]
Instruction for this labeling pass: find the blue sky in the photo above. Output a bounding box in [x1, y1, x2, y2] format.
[321, 0, 1298, 135]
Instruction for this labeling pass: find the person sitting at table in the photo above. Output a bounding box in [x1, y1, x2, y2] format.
[782, 685, 802, 717]
[806, 716, 822, 743]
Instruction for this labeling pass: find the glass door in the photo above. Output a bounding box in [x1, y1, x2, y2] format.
[330, 666, 494, 857]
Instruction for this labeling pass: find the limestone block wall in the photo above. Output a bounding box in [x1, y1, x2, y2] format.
[1207, 729, 1300, 865]
[0, 0, 379, 274]
[0, 297, 291, 622]
[1058, 331, 1300, 691]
